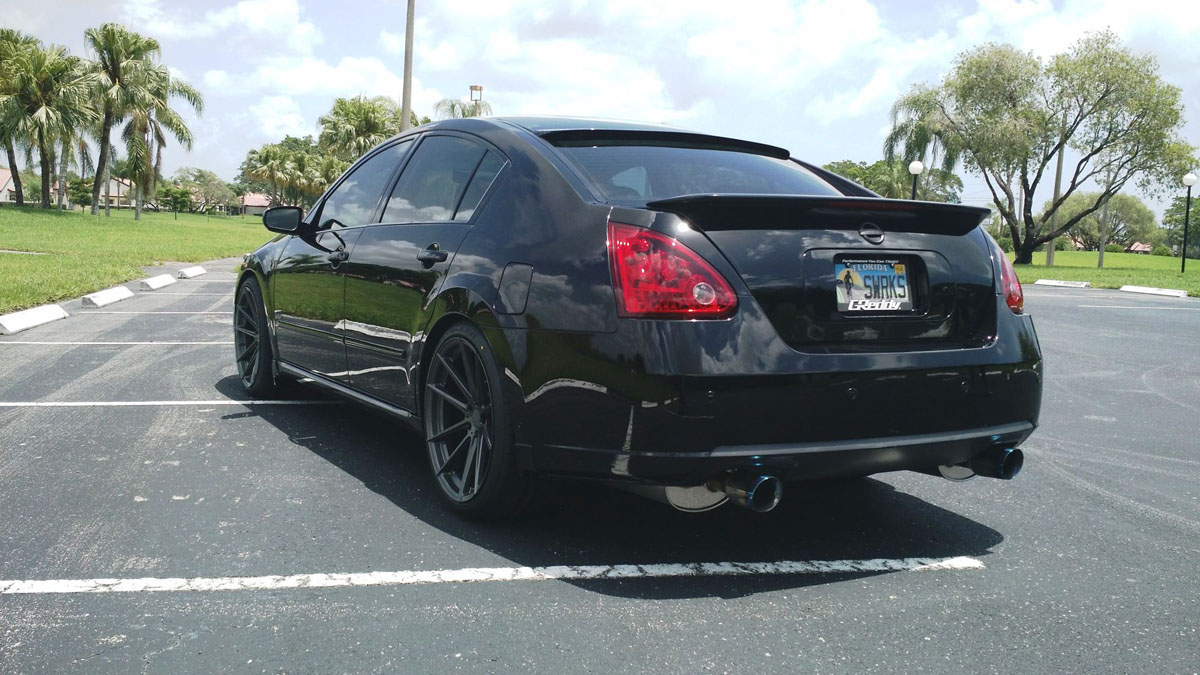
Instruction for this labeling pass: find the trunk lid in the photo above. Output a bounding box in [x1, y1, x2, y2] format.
[647, 195, 998, 350]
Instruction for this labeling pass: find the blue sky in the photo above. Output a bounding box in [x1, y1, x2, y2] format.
[11, 0, 1200, 215]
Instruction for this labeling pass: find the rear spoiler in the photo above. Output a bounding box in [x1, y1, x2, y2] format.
[646, 194, 991, 236]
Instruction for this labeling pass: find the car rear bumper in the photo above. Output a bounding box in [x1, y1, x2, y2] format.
[521, 420, 1035, 485]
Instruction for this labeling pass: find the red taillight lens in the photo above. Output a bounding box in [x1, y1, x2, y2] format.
[607, 221, 737, 318]
[996, 243, 1023, 314]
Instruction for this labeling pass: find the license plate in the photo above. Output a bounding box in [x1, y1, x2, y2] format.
[835, 258, 912, 312]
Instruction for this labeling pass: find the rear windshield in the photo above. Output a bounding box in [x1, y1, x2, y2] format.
[555, 144, 842, 202]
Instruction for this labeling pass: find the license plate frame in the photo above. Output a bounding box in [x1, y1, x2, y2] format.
[834, 257, 914, 314]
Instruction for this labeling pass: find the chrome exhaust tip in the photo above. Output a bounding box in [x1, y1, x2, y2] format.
[969, 447, 1024, 480]
[710, 474, 783, 512]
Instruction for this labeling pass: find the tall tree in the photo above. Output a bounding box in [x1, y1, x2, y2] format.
[121, 62, 202, 219]
[434, 97, 492, 120]
[1044, 192, 1160, 250]
[84, 24, 160, 216]
[886, 31, 1195, 264]
[318, 95, 402, 161]
[0, 29, 38, 206]
[0, 44, 98, 208]
[823, 159, 963, 202]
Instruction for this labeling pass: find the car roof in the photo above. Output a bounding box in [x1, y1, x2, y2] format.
[492, 116, 682, 134]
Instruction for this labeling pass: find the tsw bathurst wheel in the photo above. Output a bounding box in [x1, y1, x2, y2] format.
[234, 278, 276, 397]
[423, 323, 529, 520]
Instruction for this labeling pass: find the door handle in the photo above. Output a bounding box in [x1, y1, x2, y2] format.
[417, 247, 449, 265]
[328, 249, 349, 265]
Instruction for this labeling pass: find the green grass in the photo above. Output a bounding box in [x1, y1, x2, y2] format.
[1012, 250, 1200, 297]
[0, 206, 274, 313]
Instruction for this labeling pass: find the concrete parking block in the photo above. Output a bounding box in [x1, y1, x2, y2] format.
[177, 266, 207, 279]
[1119, 284, 1188, 298]
[81, 286, 135, 308]
[139, 274, 177, 291]
[0, 304, 69, 335]
[1034, 279, 1091, 288]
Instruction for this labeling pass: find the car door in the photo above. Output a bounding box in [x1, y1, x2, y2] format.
[272, 141, 412, 382]
[342, 135, 507, 410]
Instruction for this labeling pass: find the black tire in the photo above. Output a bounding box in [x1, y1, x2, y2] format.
[234, 278, 277, 398]
[423, 322, 530, 520]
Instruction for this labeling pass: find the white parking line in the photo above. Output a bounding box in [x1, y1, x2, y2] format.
[0, 400, 332, 407]
[76, 311, 232, 315]
[0, 341, 232, 345]
[1077, 305, 1200, 311]
[0, 556, 985, 595]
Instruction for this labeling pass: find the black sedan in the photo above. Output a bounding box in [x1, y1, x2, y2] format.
[234, 116, 1042, 519]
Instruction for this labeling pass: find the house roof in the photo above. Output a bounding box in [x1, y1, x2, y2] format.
[0, 167, 11, 190]
[1128, 242, 1152, 252]
[242, 192, 270, 207]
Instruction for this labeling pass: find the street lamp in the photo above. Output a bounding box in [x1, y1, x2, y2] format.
[908, 160, 924, 200]
[469, 84, 483, 102]
[1183, 171, 1197, 274]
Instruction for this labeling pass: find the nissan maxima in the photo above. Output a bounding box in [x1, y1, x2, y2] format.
[234, 116, 1042, 519]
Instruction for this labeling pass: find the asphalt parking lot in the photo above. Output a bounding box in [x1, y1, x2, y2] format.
[1, 261, 1197, 674]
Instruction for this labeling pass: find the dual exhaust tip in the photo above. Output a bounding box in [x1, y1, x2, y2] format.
[708, 474, 783, 513]
[933, 446, 1024, 481]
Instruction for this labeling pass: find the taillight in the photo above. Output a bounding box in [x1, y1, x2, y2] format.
[993, 239, 1023, 314]
[607, 221, 737, 318]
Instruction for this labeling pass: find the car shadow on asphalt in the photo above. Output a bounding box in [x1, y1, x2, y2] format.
[214, 375, 1004, 600]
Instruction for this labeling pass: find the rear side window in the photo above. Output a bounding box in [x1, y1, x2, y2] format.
[454, 151, 506, 221]
[557, 145, 841, 202]
[319, 141, 410, 228]
[383, 136, 486, 223]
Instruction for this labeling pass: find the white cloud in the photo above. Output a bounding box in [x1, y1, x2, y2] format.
[124, 0, 323, 54]
[203, 70, 231, 89]
[248, 95, 312, 138]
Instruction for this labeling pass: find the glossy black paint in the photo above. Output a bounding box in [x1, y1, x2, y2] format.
[236, 116, 1043, 490]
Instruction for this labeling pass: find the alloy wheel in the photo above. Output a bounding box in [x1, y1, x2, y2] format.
[425, 336, 494, 503]
[234, 286, 261, 388]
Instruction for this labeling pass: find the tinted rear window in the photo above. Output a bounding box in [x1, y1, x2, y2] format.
[556, 145, 841, 202]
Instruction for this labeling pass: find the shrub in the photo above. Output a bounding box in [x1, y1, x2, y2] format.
[996, 237, 1013, 252]
[1054, 238, 1069, 251]
[1152, 244, 1173, 256]
[1105, 243, 1123, 253]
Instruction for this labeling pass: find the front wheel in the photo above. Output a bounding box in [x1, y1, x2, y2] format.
[234, 278, 277, 397]
[423, 323, 529, 520]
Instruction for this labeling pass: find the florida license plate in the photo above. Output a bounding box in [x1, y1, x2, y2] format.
[835, 258, 912, 312]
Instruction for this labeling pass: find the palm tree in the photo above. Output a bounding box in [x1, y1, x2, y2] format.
[85, 24, 160, 216]
[434, 97, 492, 120]
[883, 86, 960, 194]
[0, 29, 39, 206]
[318, 95, 402, 161]
[0, 45, 99, 208]
[121, 62, 202, 219]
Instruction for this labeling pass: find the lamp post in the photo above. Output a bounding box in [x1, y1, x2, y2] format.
[1183, 172, 1197, 274]
[469, 84, 483, 117]
[908, 160, 924, 200]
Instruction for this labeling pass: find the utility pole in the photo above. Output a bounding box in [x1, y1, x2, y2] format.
[1097, 166, 1113, 269]
[1045, 113, 1067, 266]
[399, 0, 415, 131]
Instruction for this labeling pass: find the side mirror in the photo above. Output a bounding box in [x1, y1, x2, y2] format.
[263, 206, 303, 233]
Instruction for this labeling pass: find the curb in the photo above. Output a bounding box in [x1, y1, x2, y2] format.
[177, 266, 207, 279]
[1034, 279, 1091, 288]
[1119, 285, 1188, 298]
[139, 274, 177, 291]
[82, 286, 135, 308]
[0, 304, 69, 335]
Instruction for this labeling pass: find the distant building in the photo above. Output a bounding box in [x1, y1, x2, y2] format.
[0, 167, 75, 208]
[1127, 242, 1152, 254]
[240, 192, 271, 216]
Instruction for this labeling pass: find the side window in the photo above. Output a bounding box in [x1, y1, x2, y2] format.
[318, 141, 410, 228]
[383, 136, 486, 223]
[454, 151, 506, 221]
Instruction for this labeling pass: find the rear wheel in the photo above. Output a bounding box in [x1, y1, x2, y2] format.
[423, 323, 529, 520]
[234, 278, 277, 397]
